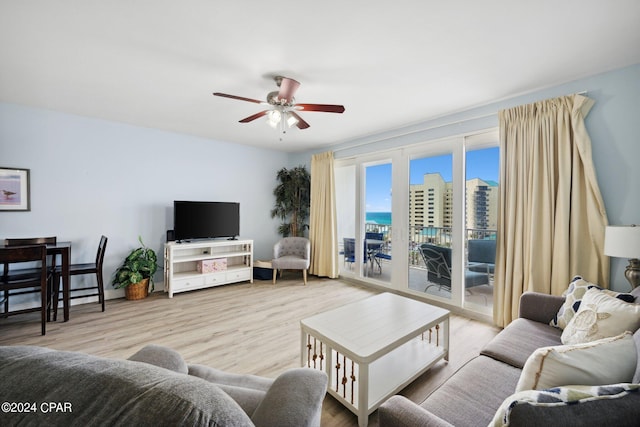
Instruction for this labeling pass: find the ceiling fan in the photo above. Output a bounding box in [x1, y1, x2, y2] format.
[213, 76, 345, 133]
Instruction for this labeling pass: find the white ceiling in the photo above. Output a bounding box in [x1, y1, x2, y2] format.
[1, 1, 639, 153]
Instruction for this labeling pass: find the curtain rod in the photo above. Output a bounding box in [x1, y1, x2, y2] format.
[332, 91, 588, 153]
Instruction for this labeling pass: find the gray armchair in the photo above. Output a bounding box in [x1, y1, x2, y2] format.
[271, 237, 311, 285]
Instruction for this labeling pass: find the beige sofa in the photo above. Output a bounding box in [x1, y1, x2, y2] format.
[379, 287, 640, 426]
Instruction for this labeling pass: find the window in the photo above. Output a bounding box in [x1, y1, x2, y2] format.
[334, 130, 498, 317]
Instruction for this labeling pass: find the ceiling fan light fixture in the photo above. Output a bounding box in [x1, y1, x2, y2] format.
[213, 76, 345, 134]
[286, 112, 299, 128]
[267, 109, 281, 128]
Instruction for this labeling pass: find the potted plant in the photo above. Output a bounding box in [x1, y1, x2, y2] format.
[271, 166, 311, 237]
[112, 236, 158, 300]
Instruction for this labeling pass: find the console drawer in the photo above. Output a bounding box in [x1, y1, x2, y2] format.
[204, 272, 227, 286]
[171, 276, 205, 291]
[226, 269, 251, 282]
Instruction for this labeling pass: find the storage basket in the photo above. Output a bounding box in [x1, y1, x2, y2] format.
[253, 260, 273, 280]
[125, 278, 149, 300]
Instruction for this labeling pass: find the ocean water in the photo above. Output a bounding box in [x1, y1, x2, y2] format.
[366, 212, 391, 225]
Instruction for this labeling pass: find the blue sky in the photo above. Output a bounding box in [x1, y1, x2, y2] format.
[365, 147, 499, 212]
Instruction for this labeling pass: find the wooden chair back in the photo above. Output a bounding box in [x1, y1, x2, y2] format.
[4, 236, 57, 246]
[0, 244, 48, 335]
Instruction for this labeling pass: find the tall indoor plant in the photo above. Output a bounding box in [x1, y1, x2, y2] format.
[271, 166, 311, 237]
[112, 236, 158, 300]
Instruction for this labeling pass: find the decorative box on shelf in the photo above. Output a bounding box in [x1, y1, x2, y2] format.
[197, 258, 227, 273]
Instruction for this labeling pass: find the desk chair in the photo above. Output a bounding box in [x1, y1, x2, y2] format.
[3, 237, 57, 319]
[52, 235, 107, 320]
[0, 245, 48, 335]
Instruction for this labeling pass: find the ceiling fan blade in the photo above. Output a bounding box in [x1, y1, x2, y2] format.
[278, 77, 300, 103]
[289, 111, 310, 129]
[296, 103, 345, 113]
[239, 110, 269, 123]
[213, 92, 264, 104]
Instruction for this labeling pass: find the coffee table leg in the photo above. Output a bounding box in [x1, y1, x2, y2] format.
[358, 362, 369, 427]
[443, 317, 450, 361]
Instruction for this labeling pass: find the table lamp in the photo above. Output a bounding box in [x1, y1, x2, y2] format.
[604, 225, 640, 289]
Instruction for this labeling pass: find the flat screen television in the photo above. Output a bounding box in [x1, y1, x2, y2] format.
[173, 201, 240, 241]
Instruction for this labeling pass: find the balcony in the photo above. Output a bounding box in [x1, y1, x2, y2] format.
[339, 225, 495, 311]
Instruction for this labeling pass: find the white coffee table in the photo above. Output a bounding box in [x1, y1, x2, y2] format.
[300, 292, 449, 427]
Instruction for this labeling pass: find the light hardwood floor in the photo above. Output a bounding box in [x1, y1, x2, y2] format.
[0, 276, 501, 426]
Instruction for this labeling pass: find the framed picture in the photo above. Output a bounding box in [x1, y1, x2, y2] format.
[0, 167, 30, 211]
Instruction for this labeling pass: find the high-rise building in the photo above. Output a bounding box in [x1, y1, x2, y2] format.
[465, 178, 498, 232]
[410, 173, 451, 229]
[409, 173, 497, 232]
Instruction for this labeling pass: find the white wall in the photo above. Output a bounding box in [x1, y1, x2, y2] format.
[293, 63, 640, 293]
[0, 103, 287, 300]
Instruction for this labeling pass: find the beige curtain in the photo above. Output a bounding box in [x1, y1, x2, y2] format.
[309, 151, 339, 278]
[494, 95, 609, 327]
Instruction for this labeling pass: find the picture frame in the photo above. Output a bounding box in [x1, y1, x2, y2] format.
[0, 167, 30, 211]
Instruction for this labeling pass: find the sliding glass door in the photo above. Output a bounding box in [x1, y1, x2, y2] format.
[334, 130, 499, 316]
[335, 158, 393, 284]
[408, 153, 454, 300]
[364, 162, 392, 284]
[336, 164, 357, 277]
[464, 146, 499, 314]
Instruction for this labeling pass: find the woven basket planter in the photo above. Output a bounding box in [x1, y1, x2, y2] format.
[125, 278, 149, 300]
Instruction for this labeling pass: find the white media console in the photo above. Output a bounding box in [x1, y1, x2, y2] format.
[164, 239, 253, 298]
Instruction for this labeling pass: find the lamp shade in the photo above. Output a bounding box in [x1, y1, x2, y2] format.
[604, 225, 640, 259]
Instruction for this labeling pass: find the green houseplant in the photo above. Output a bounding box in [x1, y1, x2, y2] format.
[271, 166, 311, 237]
[112, 236, 158, 300]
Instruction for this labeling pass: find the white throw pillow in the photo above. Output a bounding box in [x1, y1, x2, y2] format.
[515, 332, 637, 392]
[561, 288, 640, 345]
[549, 276, 635, 330]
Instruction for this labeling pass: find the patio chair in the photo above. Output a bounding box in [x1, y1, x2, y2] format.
[419, 243, 489, 293]
[365, 232, 384, 274]
[467, 239, 496, 277]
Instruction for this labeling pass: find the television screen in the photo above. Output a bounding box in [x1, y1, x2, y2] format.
[173, 201, 240, 241]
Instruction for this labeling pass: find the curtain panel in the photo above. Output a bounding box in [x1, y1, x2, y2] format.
[494, 95, 609, 327]
[309, 151, 339, 278]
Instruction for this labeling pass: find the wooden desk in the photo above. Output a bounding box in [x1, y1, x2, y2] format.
[0, 241, 71, 322]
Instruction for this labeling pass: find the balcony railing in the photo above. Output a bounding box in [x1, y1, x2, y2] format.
[358, 223, 496, 267]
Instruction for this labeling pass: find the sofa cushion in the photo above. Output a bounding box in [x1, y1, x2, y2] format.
[379, 395, 454, 427]
[128, 344, 189, 374]
[481, 318, 562, 369]
[0, 345, 254, 426]
[420, 355, 521, 427]
[491, 383, 640, 427]
[550, 276, 635, 330]
[516, 332, 637, 392]
[561, 288, 640, 345]
[252, 368, 328, 427]
[188, 364, 273, 416]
